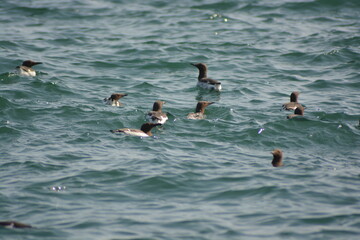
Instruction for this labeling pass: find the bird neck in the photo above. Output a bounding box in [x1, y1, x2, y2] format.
[197, 68, 207, 80]
[141, 126, 153, 136]
[195, 105, 205, 113]
[153, 103, 162, 112]
[290, 94, 298, 102]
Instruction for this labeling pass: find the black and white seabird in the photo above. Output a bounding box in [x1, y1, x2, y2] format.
[187, 101, 214, 120]
[0, 221, 32, 229]
[191, 63, 222, 91]
[15, 60, 42, 77]
[282, 91, 303, 110]
[104, 93, 128, 106]
[146, 100, 168, 124]
[271, 149, 283, 167]
[110, 123, 162, 137]
[287, 105, 304, 119]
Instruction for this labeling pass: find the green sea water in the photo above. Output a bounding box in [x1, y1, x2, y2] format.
[1, 0, 360, 239]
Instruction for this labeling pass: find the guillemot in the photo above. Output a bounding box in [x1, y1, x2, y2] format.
[15, 60, 42, 77]
[104, 93, 128, 106]
[187, 101, 214, 120]
[0, 221, 32, 228]
[282, 91, 303, 110]
[191, 63, 222, 91]
[146, 100, 168, 124]
[287, 105, 304, 119]
[271, 149, 283, 167]
[110, 123, 162, 137]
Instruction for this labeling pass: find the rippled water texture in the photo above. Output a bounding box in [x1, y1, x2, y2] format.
[1, 0, 360, 239]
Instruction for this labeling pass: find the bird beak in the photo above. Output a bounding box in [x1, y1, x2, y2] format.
[34, 62, 42, 65]
[190, 63, 196, 66]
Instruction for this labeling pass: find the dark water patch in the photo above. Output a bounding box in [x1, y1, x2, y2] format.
[0, 73, 22, 84]
[238, 3, 279, 13]
[313, 112, 360, 122]
[298, 213, 360, 225]
[80, 169, 130, 184]
[279, 51, 315, 63]
[2, 90, 43, 105]
[0, 125, 21, 145]
[46, 152, 92, 162]
[282, 0, 359, 12]
[130, 175, 184, 194]
[0, 125, 20, 135]
[8, 5, 58, 17]
[191, 1, 239, 11]
[0, 40, 18, 49]
[333, 36, 360, 48]
[70, 221, 106, 230]
[49, 37, 84, 46]
[311, 229, 360, 239]
[270, 73, 307, 83]
[310, 49, 351, 66]
[309, 16, 338, 23]
[0, 96, 14, 109]
[1, 161, 68, 185]
[87, 60, 122, 69]
[49, 105, 96, 119]
[129, 82, 162, 92]
[22, 161, 68, 172]
[206, 185, 285, 201]
[4, 107, 37, 122]
[29, 80, 73, 96]
[305, 79, 341, 89]
[257, 12, 285, 19]
[301, 189, 359, 206]
[315, 0, 360, 7]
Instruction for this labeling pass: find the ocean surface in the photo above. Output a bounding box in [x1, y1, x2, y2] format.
[1, 0, 360, 239]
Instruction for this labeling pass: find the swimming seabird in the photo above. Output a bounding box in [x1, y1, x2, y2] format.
[191, 63, 222, 91]
[271, 149, 283, 167]
[146, 100, 168, 124]
[187, 101, 214, 120]
[104, 93, 128, 106]
[110, 123, 162, 137]
[282, 91, 303, 110]
[0, 221, 32, 228]
[287, 105, 304, 119]
[15, 60, 42, 77]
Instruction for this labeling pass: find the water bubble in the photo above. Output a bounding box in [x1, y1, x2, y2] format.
[210, 14, 221, 19]
[258, 128, 265, 134]
[51, 186, 66, 192]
